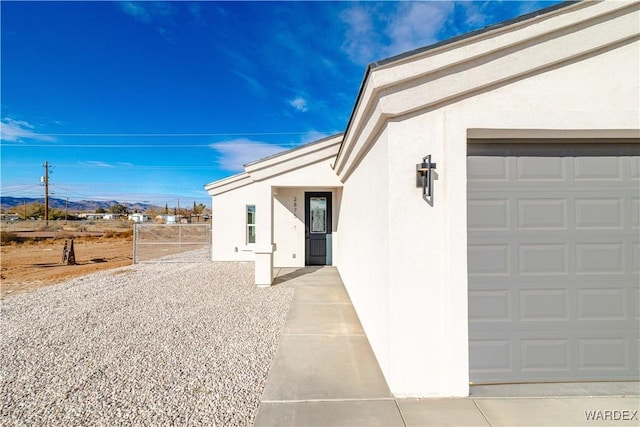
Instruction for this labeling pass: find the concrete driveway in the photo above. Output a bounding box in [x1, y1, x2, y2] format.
[255, 267, 640, 427]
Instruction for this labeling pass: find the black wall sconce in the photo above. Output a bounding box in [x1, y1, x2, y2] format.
[416, 155, 436, 202]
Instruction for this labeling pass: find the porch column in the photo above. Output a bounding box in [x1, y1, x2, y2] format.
[254, 183, 274, 287]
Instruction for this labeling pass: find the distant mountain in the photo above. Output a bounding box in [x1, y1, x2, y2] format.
[0, 197, 160, 213]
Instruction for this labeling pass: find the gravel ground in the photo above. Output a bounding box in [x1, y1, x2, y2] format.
[1, 255, 294, 426]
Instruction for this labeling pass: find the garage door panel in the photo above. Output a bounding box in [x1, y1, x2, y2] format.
[519, 289, 570, 321]
[517, 198, 567, 229]
[631, 156, 640, 180]
[578, 338, 631, 371]
[576, 288, 628, 320]
[574, 156, 624, 181]
[574, 198, 624, 229]
[468, 156, 509, 181]
[469, 290, 512, 321]
[468, 141, 639, 384]
[521, 339, 571, 372]
[468, 244, 511, 276]
[516, 156, 567, 181]
[519, 243, 569, 275]
[575, 243, 625, 275]
[467, 199, 510, 230]
[469, 340, 513, 373]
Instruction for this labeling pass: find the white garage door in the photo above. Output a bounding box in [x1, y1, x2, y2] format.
[467, 142, 639, 384]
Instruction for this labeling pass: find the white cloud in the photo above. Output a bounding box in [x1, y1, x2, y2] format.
[209, 139, 290, 172]
[386, 2, 454, 56]
[340, 5, 379, 65]
[340, 2, 454, 65]
[0, 118, 55, 142]
[118, 1, 177, 42]
[119, 2, 152, 24]
[82, 161, 116, 168]
[301, 130, 333, 144]
[289, 97, 309, 112]
[460, 1, 491, 27]
[232, 70, 268, 98]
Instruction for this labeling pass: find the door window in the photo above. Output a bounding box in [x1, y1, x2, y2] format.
[310, 197, 327, 233]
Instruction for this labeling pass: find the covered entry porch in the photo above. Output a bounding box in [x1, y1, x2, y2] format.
[254, 185, 341, 286]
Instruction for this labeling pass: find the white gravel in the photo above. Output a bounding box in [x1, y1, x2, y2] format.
[1, 256, 294, 426]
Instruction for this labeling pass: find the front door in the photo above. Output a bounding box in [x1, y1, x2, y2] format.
[305, 192, 332, 265]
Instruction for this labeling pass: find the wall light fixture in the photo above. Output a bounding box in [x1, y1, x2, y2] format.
[416, 155, 437, 202]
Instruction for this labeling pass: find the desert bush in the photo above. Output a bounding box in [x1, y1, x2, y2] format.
[0, 231, 19, 244]
[118, 229, 134, 239]
[55, 231, 75, 240]
[102, 229, 132, 239]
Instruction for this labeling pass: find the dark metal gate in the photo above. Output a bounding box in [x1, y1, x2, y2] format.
[133, 223, 211, 263]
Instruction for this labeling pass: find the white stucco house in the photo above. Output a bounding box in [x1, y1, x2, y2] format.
[128, 213, 152, 223]
[205, 1, 640, 397]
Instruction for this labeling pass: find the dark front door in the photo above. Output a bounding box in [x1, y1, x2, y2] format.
[305, 192, 332, 265]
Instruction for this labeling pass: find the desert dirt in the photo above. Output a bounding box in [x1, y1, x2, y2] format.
[1, 236, 133, 299]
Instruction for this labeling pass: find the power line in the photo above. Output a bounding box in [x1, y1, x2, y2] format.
[1, 143, 302, 148]
[1, 163, 220, 170]
[13, 132, 318, 137]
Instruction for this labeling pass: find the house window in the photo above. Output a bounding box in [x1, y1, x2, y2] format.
[246, 205, 256, 244]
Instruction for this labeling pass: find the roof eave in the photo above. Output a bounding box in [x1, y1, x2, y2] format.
[333, 0, 581, 175]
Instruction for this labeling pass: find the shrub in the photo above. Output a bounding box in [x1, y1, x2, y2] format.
[55, 231, 75, 240]
[102, 229, 133, 239]
[0, 231, 19, 245]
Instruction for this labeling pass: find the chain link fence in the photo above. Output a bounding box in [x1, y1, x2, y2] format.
[0, 219, 132, 233]
[133, 223, 211, 263]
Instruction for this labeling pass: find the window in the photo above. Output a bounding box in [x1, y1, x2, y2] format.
[310, 197, 327, 233]
[246, 205, 256, 244]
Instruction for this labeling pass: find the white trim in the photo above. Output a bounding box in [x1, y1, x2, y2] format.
[205, 135, 343, 195]
[205, 172, 252, 196]
[334, 1, 639, 181]
[246, 135, 342, 182]
[467, 128, 640, 140]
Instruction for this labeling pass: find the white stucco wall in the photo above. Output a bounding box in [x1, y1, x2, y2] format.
[273, 188, 306, 267]
[211, 154, 343, 269]
[274, 186, 342, 268]
[336, 128, 392, 378]
[338, 30, 639, 396]
[206, 1, 638, 396]
[211, 183, 257, 262]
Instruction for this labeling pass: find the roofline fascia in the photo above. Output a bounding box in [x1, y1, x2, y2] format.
[333, 0, 579, 171]
[370, 1, 579, 70]
[244, 132, 344, 169]
[204, 171, 253, 196]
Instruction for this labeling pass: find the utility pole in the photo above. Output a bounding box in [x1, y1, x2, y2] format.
[43, 161, 49, 226]
[65, 197, 69, 222]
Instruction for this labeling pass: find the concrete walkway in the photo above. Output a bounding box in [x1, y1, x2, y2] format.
[254, 267, 640, 427]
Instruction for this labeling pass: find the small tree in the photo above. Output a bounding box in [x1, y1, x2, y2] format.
[25, 203, 44, 219]
[192, 203, 206, 215]
[108, 204, 128, 215]
[144, 207, 163, 218]
[96, 207, 106, 214]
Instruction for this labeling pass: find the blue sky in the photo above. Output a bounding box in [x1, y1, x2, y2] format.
[1, 1, 560, 208]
